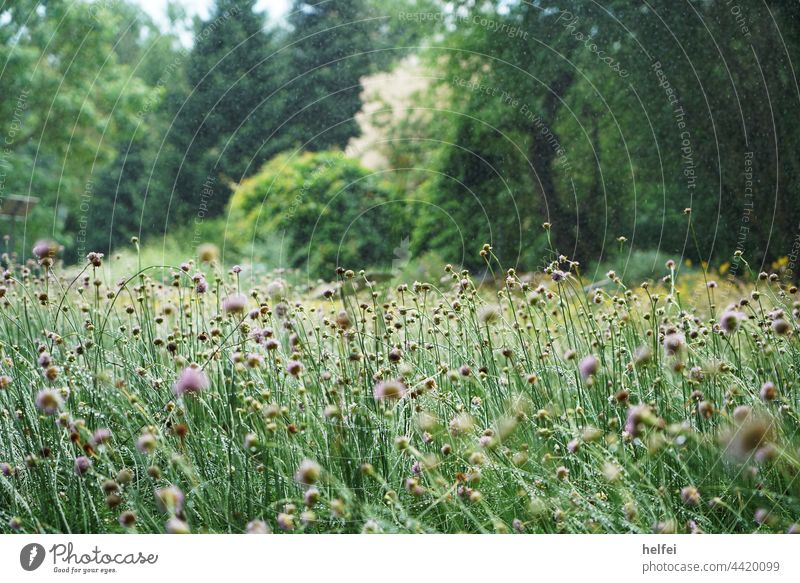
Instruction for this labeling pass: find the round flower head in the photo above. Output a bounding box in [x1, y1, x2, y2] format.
[155, 485, 184, 514]
[92, 428, 112, 445]
[173, 366, 209, 397]
[286, 360, 303, 377]
[760, 381, 777, 402]
[119, 511, 137, 528]
[136, 432, 157, 454]
[165, 517, 190, 534]
[294, 459, 322, 486]
[578, 355, 600, 379]
[772, 318, 790, 335]
[625, 404, 652, 438]
[373, 379, 407, 401]
[663, 333, 685, 356]
[680, 486, 701, 506]
[266, 280, 286, 299]
[222, 294, 248, 314]
[477, 304, 501, 325]
[35, 388, 63, 415]
[276, 512, 294, 531]
[719, 309, 743, 334]
[197, 243, 219, 263]
[74, 456, 92, 476]
[32, 239, 59, 259]
[246, 519, 269, 534]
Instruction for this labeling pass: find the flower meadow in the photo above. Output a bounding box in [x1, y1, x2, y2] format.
[1, 242, 799, 534]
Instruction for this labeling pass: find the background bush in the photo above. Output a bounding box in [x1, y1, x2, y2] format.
[228, 150, 411, 278]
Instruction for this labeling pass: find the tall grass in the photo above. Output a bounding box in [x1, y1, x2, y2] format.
[0, 244, 798, 533]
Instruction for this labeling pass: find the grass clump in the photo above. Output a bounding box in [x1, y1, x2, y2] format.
[0, 245, 798, 534]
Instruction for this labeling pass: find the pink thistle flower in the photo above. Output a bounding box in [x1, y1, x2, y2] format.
[373, 379, 407, 401]
[155, 485, 185, 514]
[222, 294, 248, 314]
[35, 389, 63, 415]
[74, 456, 92, 476]
[173, 366, 209, 397]
[578, 355, 600, 379]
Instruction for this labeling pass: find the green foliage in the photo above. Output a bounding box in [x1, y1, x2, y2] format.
[228, 150, 410, 276]
[156, 0, 289, 227]
[1, 253, 799, 533]
[406, 0, 800, 273]
[0, 0, 157, 259]
[285, 0, 381, 151]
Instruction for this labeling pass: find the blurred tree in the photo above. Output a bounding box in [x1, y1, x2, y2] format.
[409, 0, 800, 275]
[156, 0, 288, 233]
[228, 150, 409, 276]
[0, 0, 154, 258]
[284, 0, 377, 151]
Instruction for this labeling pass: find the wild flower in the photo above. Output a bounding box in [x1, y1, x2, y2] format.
[35, 389, 63, 415]
[92, 428, 112, 445]
[136, 432, 157, 454]
[119, 511, 137, 528]
[663, 333, 685, 356]
[165, 517, 191, 534]
[74, 456, 92, 476]
[719, 309, 743, 334]
[32, 239, 59, 259]
[173, 366, 209, 397]
[760, 382, 778, 402]
[294, 459, 322, 486]
[276, 512, 295, 531]
[680, 486, 701, 506]
[155, 486, 185, 514]
[222, 294, 248, 314]
[578, 355, 600, 379]
[373, 379, 406, 401]
[625, 405, 653, 438]
[286, 360, 303, 377]
[246, 520, 269, 534]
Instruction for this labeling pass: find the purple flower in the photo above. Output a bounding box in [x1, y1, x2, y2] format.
[294, 459, 322, 486]
[578, 355, 600, 379]
[277, 512, 295, 531]
[286, 360, 303, 377]
[246, 520, 269, 534]
[35, 389, 63, 415]
[222, 294, 248, 314]
[155, 485, 184, 514]
[165, 517, 190, 534]
[173, 366, 209, 397]
[92, 428, 112, 445]
[74, 456, 92, 476]
[32, 239, 59, 259]
[625, 405, 651, 437]
[663, 333, 685, 356]
[373, 379, 407, 401]
[719, 309, 743, 334]
[136, 432, 157, 454]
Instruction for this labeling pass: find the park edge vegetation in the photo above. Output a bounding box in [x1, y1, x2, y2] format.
[2, 0, 800, 278]
[0, 233, 799, 533]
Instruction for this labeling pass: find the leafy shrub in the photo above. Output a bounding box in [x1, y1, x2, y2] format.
[228, 150, 410, 278]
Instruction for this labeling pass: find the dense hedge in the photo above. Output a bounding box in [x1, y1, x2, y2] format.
[228, 150, 410, 278]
